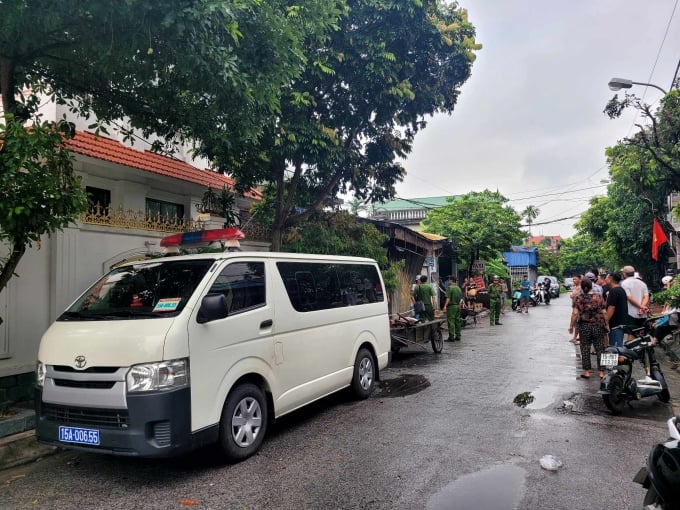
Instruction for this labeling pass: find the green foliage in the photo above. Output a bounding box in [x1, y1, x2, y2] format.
[282, 211, 388, 268]
[197, 187, 240, 227]
[535, 245, 560, 277]
[422, 190, 524, 268]
[0, 0, 344, 150]
[652, 280, 680, 309]
[0, 115, 87, 246]
[221, 0, 480, 248]
[558, 235, 610, 277]
[380, 259, 404, 295]
[485, 256, 510, 278]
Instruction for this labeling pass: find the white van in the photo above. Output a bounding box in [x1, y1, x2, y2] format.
[35, 250, 390, 461]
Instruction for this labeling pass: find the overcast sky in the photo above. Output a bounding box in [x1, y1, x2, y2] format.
[395, 0, 680, 238]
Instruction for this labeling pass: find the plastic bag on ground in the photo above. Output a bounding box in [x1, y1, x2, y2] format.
[539, 455, 563, 471]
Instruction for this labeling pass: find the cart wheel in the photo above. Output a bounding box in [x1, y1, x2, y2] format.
[431, 326, 443, 353]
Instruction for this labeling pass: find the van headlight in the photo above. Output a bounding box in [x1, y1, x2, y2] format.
[126, 359, 189, 392]
[36, 361, 46, 387]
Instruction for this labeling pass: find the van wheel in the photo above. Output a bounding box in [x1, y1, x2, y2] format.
[219, 383, 268, 462]
[352, 348, 375, 399]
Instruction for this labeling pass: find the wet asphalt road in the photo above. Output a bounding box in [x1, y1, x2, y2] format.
[1, 296, 677, 509]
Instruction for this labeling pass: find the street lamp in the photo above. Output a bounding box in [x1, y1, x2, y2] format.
[608, 77, 667, 95]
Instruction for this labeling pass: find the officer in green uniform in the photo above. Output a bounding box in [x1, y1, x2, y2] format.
[414, 275, 436, 322]
[488, 275, 503, 325]
[443, 275, 463, 341]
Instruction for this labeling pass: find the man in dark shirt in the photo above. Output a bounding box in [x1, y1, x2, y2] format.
[598, 273, 610, 301]
[605, 272, 628, 347]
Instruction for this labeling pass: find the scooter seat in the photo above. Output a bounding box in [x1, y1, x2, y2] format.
[604, 345, 638, 358]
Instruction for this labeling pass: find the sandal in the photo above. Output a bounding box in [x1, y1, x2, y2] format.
[580, 373, 591, 379]
[599, 371, 605, 379]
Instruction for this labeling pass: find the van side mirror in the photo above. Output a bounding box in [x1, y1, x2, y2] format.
[197, 294, 228, 324]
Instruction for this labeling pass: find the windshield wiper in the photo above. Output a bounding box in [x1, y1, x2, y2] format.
[58, 311, 106, 321]
[97, 310, 166, 318]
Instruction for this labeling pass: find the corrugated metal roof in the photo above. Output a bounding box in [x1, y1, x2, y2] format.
[503, 247, 538, 267]
[373, 196, 456, 211]
[419, 231, 447, 241]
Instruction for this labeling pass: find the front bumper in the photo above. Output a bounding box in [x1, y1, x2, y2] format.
[35, 386, 193, 457]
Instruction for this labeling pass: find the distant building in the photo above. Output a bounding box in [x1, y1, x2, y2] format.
[503, 246, 538, 287]
[525, 235, 562, 252]
[370, 196, 453, 232]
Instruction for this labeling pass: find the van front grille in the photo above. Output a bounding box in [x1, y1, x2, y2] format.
[42, 404, 129, 429]
[53, 379, 115, 389]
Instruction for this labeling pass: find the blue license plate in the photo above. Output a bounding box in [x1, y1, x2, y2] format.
[58, 426, 100, 445]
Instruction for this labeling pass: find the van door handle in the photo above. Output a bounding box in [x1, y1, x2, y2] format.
[260, 319, 273, 328]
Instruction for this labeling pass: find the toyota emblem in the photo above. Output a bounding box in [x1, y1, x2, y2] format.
[74, 355, 87, 369]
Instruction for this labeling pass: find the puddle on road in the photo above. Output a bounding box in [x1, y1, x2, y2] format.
[426, 464, 525, 510]
[513, 392, 534, 407]
[513, 386, 560, 410]
[375, 374, 430, 397]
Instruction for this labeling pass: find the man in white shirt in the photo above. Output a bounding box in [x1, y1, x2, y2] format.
[620, 265, 649, 327]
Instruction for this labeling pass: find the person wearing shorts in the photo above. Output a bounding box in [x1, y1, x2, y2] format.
[519, 274, 531, 313]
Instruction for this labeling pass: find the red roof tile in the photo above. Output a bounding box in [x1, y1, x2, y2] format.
[65, 131, 261, 200]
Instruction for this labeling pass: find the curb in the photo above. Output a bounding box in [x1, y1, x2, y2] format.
[0, 430, 58, 471]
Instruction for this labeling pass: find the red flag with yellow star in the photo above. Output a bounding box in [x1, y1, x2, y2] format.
[652, 218, 668, 261]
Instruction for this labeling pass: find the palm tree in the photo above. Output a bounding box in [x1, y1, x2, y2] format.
[522, 205, 540, 236]
[348, 197, 368, 216]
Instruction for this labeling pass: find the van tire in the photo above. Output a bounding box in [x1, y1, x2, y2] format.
[219, 383, 268, 462]
[351, 348, 375, 399]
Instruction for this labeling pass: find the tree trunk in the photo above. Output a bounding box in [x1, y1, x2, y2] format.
[0, 240, 26, 298]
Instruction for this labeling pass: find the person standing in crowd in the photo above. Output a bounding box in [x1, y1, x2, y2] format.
[569, 274, 583, 343]
[519, 274, 531, 313]
[605, 272, 628, 348]
[414, 275, 437, 322]
[585, 271, 603, 296]
[598, 272, 610, 301]
[500, 277, 508, 314]
[488, 276, 503, 325]
[443, 275, 463, 341]
[620, 265, 649, 327]
[569, 277, 607, 379]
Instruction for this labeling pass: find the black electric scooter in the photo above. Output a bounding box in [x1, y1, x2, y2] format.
[599, 320, 670, 414]
[633, 416, 680, 509]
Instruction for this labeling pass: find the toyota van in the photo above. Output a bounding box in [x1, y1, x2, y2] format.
[35, 250, 390, 462]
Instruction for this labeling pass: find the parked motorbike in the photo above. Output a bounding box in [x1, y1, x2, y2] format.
[633, 415, 680, 509]
[599, 320, 670, 414]
[529, 286, 542, 306]
[539, 282, 551, 304]
[511, 290, 521, 311]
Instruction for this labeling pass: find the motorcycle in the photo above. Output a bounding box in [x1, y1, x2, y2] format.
[539, 282, 551, 304]
[529, 286, 542, 306]
[599, 319, 670, 414]
[512, 290, 536, 310]
[633, 415, 680, 509]
[511, 290, 521, 311]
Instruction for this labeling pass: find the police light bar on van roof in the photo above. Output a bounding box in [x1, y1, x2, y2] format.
[160, 228, 245, 248]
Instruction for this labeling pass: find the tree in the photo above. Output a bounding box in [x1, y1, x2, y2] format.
[535, 245, 559, 277]
[521, 205, 540, 236]
[0, 1, 343, 297]
[604, 90, 680, 194]
[347, 197, 368, 216]
[220, 0, 480, 249]
[558, 235, 607, 277]
[422, 190, 525, 271]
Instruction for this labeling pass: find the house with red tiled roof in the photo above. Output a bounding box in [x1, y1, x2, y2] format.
[0, 123, 265, 388]
[524, 235, 562, 252]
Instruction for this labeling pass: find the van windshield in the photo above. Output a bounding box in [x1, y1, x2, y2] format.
[59, 259, 214, 321]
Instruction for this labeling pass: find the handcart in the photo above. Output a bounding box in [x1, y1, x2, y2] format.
[390, 313, 446, 353]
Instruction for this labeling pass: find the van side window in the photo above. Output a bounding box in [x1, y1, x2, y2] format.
[277, 262, 383, 312]
[208, 262, 266, 315]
